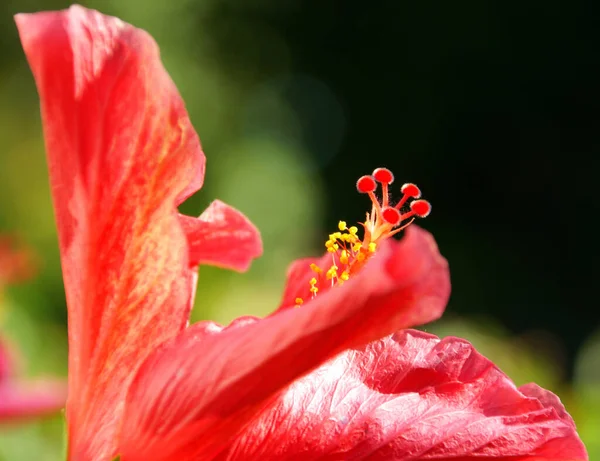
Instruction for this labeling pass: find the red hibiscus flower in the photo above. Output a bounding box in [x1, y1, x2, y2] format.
[16, 5, 261, 459]
[0, 237, 66, 422]
[16, 5, 587, 461]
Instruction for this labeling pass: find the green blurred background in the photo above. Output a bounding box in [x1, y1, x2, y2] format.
[0, 0, 598, 459]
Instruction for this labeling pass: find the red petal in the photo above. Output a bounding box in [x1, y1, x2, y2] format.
[16, 6, 206, 458]
[519, 383, 578, 427]
[179, 200, 262, 272]
[278, 225, 447, 313]
[221, 330, 588, 461]
[118, 226, 450, 460]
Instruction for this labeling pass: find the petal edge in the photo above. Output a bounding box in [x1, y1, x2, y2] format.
[179, 200, 262, 272]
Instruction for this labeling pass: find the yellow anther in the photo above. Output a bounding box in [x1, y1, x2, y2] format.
[368, 242, 377, 253]
[309, 277, 319, 294]
[352, 243, 362, 252]
[349, 226, 358, 235]
[333, 232, 342, 239]
[310, 263, 322, 273]
[340, 250, 349, 265]
[340, 271, 350, 281]
[338, 221, 347, 231]
[295, 297, 304, 305]
[326, 264, 338, 280]
[325, 240, 339, 250]
[327, 247, 336, 253]
[357, 252, 366, 262]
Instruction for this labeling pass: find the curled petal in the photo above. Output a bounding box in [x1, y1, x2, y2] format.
[222, 330, 588, 461]
[119, 226, 450, 460]
[16, 6, 206, 459]
[179, 200, 262, 272]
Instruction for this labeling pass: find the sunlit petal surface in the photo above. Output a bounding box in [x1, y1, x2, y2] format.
[119, 227, 450, 460]
[16, 6, 260, 460]
[221, 330, 587, 460]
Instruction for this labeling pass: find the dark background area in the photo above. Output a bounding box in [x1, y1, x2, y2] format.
[196, 0, 600, 379]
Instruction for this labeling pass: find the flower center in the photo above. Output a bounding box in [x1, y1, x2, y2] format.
[295, 167, 431, 306]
